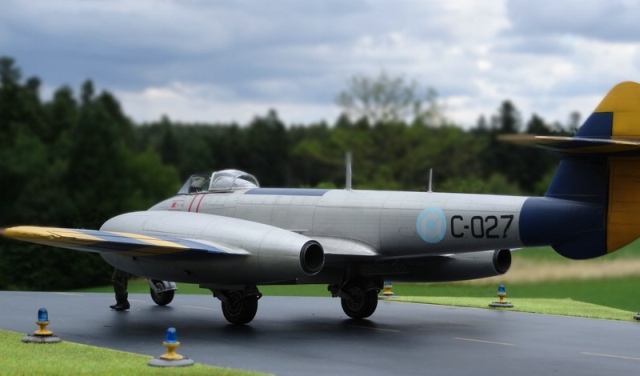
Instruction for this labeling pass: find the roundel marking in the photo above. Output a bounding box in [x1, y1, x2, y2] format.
[416, 207, 447, 244]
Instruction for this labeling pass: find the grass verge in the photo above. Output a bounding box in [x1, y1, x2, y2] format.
[0, 330, 269, 376]
[391, 296, 636, 321]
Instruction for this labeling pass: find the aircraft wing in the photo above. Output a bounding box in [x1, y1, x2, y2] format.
[0, 226, 249, 258]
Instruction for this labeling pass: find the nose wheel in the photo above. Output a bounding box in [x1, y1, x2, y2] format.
[149, 280, 176, 306]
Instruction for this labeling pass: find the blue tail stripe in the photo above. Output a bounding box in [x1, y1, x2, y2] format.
[245, 188, 329, 196]
[545, 158, 608, 204]
[575, 112, 613, 138]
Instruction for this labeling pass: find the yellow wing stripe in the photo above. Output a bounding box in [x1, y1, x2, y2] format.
[106, 231, 189, 250]
[1, 226, 229, 257]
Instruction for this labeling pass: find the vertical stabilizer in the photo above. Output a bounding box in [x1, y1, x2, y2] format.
[543, 82, 640, 258]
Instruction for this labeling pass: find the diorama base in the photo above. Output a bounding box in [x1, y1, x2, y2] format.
[22, 334, 61, 343]
[147, 357, 195, 367]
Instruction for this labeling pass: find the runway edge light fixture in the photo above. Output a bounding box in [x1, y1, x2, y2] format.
[147, 327, 195, 367]
[379, 281, 396, 299]
[488, 285, 514, 308]
[22, 308, 61, 343]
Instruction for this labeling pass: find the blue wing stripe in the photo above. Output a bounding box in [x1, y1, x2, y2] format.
[245, 188, 329, 196]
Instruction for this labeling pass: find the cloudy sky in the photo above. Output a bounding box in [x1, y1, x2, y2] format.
[1, 0, 639, 127]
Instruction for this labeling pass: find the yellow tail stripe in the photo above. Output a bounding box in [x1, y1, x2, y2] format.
[607, 157, 640, 252]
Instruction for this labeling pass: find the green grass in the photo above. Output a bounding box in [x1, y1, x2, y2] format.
[392, 297, 635, 321]
[513, 240, 640, 261]
[0, 330, 270, 376]
[74, 280, 332, 296]
[380, 278, 640, 312]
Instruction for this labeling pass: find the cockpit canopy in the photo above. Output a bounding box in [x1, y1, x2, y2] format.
[177, 169, 259, 194]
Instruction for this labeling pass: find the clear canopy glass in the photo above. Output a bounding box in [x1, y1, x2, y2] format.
[177, 169, 259, 194]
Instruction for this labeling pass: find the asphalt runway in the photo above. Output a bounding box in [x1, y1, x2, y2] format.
[2, 291, 640, 375]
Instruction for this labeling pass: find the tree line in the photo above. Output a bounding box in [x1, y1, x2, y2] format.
[0, 57, 571, 290]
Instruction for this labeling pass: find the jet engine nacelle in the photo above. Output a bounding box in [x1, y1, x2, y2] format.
[99, 211, 325, 285]
[391, 248, 512, 282]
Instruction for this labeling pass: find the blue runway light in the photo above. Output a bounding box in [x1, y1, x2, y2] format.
[38, 308, 49, 322]
[22, 307, 61, 342]
[489, 284, 513, 308]
[381, 281, 396, 297]
[165, 327, 178, 344]
[148, 326, 194, 366]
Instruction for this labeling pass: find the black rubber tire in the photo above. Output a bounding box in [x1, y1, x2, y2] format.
[221, 291, 259, 325]
[340, 282, 378, 319]
[149, 284, 175, 306]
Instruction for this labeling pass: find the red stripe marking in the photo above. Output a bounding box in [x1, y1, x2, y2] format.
[195, 194, 206, 212]
[187, 195, 199, 212]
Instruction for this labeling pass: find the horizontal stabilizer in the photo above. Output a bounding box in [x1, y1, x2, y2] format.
[499, 134, 640, 156]
[534, 136, 640, 155]
[0, 226, 249, 258]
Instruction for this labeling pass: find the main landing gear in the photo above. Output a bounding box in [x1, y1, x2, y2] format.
[203, 285, 262, 325]
[201, 280, 380, 324]
[329, 279, 382, 319]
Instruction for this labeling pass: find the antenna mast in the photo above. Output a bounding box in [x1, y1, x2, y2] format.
[346, 152, 352, 190]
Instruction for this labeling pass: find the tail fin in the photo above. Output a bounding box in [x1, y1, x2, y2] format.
[538, 82, 640, 259]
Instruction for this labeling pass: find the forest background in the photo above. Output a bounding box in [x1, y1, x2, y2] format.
[0, 57, 574, 290]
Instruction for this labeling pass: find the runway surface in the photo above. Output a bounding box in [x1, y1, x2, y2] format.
[2, 291, 640, 375]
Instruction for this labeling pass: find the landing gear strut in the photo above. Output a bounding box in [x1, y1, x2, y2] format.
[330, 279, 381, 319]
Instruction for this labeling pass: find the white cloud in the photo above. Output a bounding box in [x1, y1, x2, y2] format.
[2, 0, 640, 129]
[506, 0, 640, 42]
[117, 82, 339, 125]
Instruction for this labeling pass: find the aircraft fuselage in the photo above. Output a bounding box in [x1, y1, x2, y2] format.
[152, 188, 526, 257]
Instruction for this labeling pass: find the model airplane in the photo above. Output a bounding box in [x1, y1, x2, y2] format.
[3, 81, 640, 325]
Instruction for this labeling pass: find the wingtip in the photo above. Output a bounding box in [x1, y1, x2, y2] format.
[0, 227, 15, 238]
[0, 227, 21, 239]
[0, 226, 39, 239]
